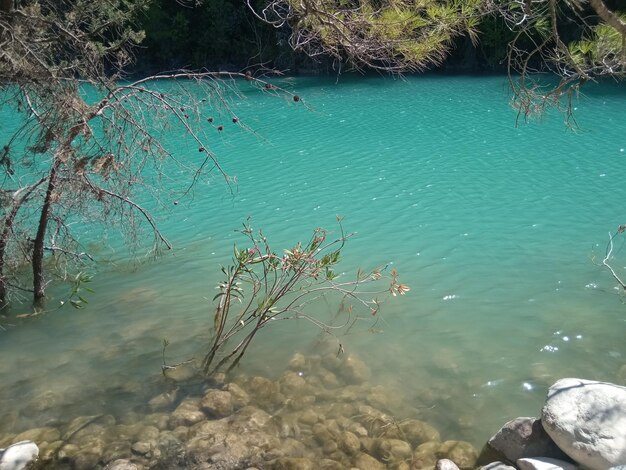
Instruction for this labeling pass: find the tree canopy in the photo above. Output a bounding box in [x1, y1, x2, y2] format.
[248, 0, 625, 120]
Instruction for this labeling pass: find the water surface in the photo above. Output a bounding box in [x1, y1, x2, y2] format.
[1, 75, 625, 445]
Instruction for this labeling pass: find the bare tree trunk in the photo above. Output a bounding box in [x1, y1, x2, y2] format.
[32, 161, 59, 307]
[589, 0, 626, 38]
[0, 178, 47, 308]
[0, 204, 21, 309]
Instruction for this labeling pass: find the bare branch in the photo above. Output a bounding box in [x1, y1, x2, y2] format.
[602, 229, 626, 290]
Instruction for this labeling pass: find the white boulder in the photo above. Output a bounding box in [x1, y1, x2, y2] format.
[541, 378, 626, 470]
[0, 440, 39, 470]
[437, 458, 461, 470]
[516, 457, 577, 470]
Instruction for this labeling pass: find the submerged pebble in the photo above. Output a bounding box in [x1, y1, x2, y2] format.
[5, 351, 483, 469]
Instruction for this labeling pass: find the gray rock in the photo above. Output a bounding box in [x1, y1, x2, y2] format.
[477, 417, 570, 466]
[437, 459, 461, 470]
[0, 440, 39, 470]
[481, 461, 517, 470]
[516, 457, 577, 470]
[541, 378, 626, 470]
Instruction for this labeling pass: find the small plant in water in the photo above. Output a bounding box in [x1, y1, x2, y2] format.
[202, 217, 409, 375]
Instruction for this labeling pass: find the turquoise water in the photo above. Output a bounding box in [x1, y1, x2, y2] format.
[1, 75, 625, 445]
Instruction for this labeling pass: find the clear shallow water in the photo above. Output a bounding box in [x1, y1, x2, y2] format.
[1, 75, 625, 446]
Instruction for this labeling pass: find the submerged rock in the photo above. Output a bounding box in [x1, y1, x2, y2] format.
[298, 409, 319, 426]
[102, 440, 132, 464]
[63, 415, 115, 441]
[288, 353, 309, 372]
[267, 456, 315, 470]
[13, 427, 60, 445]
[437, 458, 461, 470]
[317, 458, 345, 470]
[436, 440, 478, 470]
[186, 409, 280, 469]
[246, 376, 283, 407]
[279, 372, 308, 396]
[412, 441, 440, 469]
[339, 431, 361, 455]
[57, 442, 80, 461]
[104, 459, 140, 470]
[541, 378, 626, 470]
[372, 437, 412, 463]
[338, 354, 371, 385]
[73, 448, 102, 470]
[130, 441, 152, 456]
[162, 359, 198, 383]
[11, 351, 493, 470]
[387, 419, 441, 446]
[20, 390, 64, 418]
[169, 397, 205, 428]
[354, 452, 385, 470]
[148, 388, 178, 411]
[224, 383, 250, 409]
[200, 389, 233, 418]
